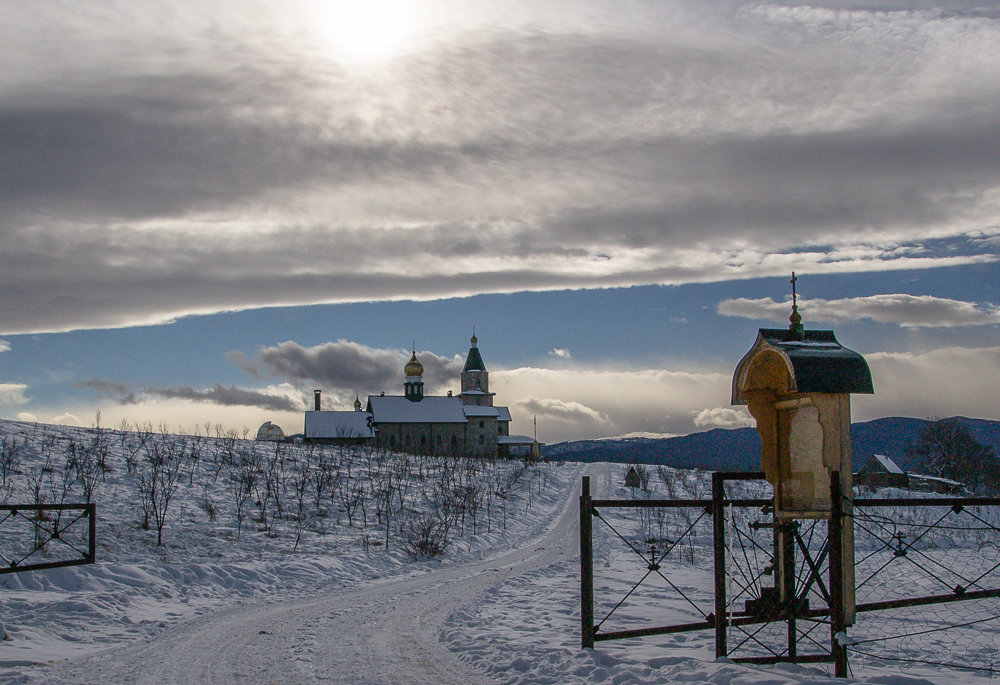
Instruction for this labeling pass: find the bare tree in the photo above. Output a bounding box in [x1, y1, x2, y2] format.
[0, 435, 21, 500]
[137, 434, 185, 545]
[906, 418, 1000, 493]
[72, 437, 103, 503]
[290, 455, 311, 551]
[227, 448, 257, 539]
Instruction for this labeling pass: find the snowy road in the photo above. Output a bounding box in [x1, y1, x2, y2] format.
[28, 464, 593, 684]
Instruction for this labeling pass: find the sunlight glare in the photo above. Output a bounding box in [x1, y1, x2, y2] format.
[312, 0, 417, 62]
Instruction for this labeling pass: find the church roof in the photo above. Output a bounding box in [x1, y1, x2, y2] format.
[404, 351, 424, 378]
[463, 338, 486, 372]
[499, 434, 537, 445]
[369, 395, 469, 423]
[305, 411, 375, 439]
[463, 405, 513, 421]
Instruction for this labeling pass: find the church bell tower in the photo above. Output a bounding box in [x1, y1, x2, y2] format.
[460, 332, 495, 407]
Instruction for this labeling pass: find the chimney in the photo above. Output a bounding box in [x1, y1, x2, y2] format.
[314, 389, 321, 411]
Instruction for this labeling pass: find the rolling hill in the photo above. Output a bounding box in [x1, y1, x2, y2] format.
[543, 416, 1000, 472]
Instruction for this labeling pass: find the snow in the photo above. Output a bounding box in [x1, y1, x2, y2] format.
[0, 419, 990, 683]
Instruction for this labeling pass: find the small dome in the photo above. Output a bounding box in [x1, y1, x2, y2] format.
[404, 351, 424, 377]
[256, 421, 285, 441]
[353, 394, 363, 410]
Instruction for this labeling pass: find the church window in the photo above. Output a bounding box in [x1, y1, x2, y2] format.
[479, 435, 484, 445]
[479, 420, 484, 428]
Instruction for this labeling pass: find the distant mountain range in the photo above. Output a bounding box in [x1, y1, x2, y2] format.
[542, 416, 1000, 472]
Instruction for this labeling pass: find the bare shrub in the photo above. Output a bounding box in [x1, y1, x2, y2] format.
[403, 515, 450, 560]
[0, 435, 21, 499]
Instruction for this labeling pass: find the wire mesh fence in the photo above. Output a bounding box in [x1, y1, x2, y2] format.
[848, 498, 1000, 676]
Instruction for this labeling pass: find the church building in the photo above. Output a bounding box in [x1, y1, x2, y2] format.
[304, 335, 537, 458]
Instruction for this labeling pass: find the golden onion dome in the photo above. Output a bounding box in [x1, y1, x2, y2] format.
[404, 351, 424, 377]
[353, 394, 362, 410]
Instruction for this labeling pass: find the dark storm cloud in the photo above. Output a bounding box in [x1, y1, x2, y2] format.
[3, 2, 1000, 333]
[238, 340, 462, 395]
[77, 377, 298, 411]
[76, 379, 138, 404]
[144, 384, 300, 412]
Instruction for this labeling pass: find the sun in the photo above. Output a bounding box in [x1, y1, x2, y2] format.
[311, 0, 417, 63]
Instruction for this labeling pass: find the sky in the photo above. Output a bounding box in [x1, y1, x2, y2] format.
[1, 0, 999, 444]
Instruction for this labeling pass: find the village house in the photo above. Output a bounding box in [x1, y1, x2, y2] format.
[854, 454, 964, 494]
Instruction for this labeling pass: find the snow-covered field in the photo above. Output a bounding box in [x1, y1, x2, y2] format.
[0, 419, 991, 683]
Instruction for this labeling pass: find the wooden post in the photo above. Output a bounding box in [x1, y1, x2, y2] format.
[712, 472, 728, 658]
[580, 476, 595, 649]
[829, 471, 848, 677]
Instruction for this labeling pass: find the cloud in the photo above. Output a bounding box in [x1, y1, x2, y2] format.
[512, 396, 607, 426]
[16, 412, 38, 422]
[494, 366, 734, 442]
[56, 398, 305, 439]
[77, 378, 138, 404]
[548, 348, 572, 359]
[78, 376, 300, 412]
[717, 294, 1000, 328]
[692, 407, 754, 429]
[497, 344, 1000, 442]
[139, 383, 302, 412]
[0, 340, 9, 353]
[2, 5, 1000, 333]
[854, 345, 1000, 423]
[0, 383, 29, 405]
[238, 340, 461, 398]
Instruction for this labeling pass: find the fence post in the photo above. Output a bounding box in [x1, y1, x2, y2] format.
[87, 503, 97, 564]
[580, 475, 595, 649]
[712, 472, 728, 658]
[829, 471, 848, 677]
[781, 521, 797, 660]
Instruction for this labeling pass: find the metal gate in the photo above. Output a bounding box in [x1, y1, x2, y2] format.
[580, 473, 1000, 677]
[0, 503, 96, 574]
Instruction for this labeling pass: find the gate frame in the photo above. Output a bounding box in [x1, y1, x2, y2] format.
[0, 503, 97, 574]
[581, 472, 1000, 677]
[580, 471, 848, 673]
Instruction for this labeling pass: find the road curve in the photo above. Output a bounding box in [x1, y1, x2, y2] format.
[30, 464, 594, 684]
